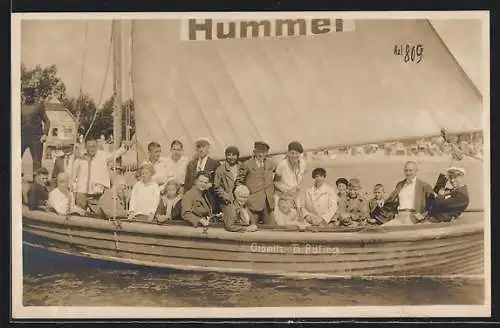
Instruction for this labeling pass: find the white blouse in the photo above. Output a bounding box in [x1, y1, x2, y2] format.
[129, 181, 161, 216]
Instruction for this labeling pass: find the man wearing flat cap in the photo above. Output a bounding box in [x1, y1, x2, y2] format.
[426, 167, 469, 223]
[236, 141, 276, 225]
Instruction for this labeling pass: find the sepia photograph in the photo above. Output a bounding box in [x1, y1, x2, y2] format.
[12, 11, 490, 318]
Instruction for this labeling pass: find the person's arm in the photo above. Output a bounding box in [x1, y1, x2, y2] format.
[27, 186, 38, 210]
[213, 168, 231, 204]
[321, 190, 338, 224]
[48, 191, 67, 215]
[235, 162, 248, 187]
[434, 188, 469, 212]
[181, 192, 201, 227]
[128, 184, 138, 214]
[273, 162, 288, 192]
[39, 103, 51, 137]
[149, 185, 161, 218]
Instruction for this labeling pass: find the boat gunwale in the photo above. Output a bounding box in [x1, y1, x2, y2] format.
[22, 207, 484, 244]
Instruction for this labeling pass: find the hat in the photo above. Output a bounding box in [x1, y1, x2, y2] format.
[195, 137, 211, 147]
[348, 178, 362, 189]
[254, 141, 270, 151]
[288, 141, 304, 153]
[234, 185, 250, 197]
[447, 166, 465, 177]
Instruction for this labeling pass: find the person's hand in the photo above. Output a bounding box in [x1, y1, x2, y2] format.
[200, 217, 210, 227]
[40, 135, 47, 143]
[122, 140, 132, 150]
[413, 212, 425, 222]
[438, 189, 446, 196]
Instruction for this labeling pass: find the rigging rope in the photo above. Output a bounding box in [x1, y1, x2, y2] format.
[84, 22, 114, 141]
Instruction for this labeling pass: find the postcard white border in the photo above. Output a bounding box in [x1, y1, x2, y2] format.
[11, 10, 491, 319]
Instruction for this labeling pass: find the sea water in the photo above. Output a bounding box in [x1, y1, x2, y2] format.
[22, 245, 484, 307]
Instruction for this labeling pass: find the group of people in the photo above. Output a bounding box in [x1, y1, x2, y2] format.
[23, 132, 471, 232]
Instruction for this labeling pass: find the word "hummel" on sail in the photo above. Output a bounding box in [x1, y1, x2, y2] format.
[181, 18, 355, 41]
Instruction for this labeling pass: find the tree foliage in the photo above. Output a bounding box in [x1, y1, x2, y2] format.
[21, 64, 66, 104]
[21, 64, 136, 142]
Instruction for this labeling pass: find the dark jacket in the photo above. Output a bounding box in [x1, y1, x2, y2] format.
[184, 157, 220, 192]
[155, 196, 182, 220]
[214, 161, 241, 205]
[27, 183, 49, 210]
[385, 178, 433, 214]
[181, 187, 214, 227]
[368, 198, 384, 217]
[236, 157, 276, 212]
[428, 185, 469, 222]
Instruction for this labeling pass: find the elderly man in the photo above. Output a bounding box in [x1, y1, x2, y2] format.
[165, 140, 189, 187]
[426, 167, 470, 223]
[21, 88, 51, 177]
[72, 138, 131, 212]
[383, 161, 433, 225]
[236, 141, 276, 225]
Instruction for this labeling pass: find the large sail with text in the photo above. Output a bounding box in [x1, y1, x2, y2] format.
[131, 19, 482, 160]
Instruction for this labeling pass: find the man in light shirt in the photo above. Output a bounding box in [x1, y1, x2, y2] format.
[384, 161, 433, 225]
[143, 141, 173, 191]
[165, 140, 189, 188]
[303, 168, 338, 226]
[72, 138, 131, 212]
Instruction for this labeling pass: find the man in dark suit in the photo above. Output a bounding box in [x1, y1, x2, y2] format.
[427, 167, 469, 222]
[383, 161, 433, 225]
[21, 88, 51, 177]
[184, 137, 220, 211]
[235, 141, 276, 225]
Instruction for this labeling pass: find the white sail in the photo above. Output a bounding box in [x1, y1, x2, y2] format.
[131, 19, 482, 160]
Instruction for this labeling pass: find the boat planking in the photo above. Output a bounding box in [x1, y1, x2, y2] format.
[22, 206, 484, 279]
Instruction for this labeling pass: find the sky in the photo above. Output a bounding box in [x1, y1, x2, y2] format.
[21, 19, 133, 103]
[20, 18, 483, 103]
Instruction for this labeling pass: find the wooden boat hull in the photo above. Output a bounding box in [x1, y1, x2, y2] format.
[22, 207, 484, 279]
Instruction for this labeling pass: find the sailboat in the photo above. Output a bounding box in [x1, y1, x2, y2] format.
[22, 18, 485, 278]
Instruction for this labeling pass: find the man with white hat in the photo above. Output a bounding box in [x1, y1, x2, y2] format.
[426, 167, 469, 223]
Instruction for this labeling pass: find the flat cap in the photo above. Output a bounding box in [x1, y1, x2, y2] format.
[254, 141, 270, 151]
[348, 178, 362, 189]
[288, 141, 304, 153]
[447, 166, 465, 177]
[195, 137, 211, 146]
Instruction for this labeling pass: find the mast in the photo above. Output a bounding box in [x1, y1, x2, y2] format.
[112, 20, 123, 151]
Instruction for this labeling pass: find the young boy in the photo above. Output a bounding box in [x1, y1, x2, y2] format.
[26, 167, 50, 211]
[223, 185, 258, 232]
[155, 178, 182, 224]
[368, 184, 385, 224]
[273, 192, 309, 228]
